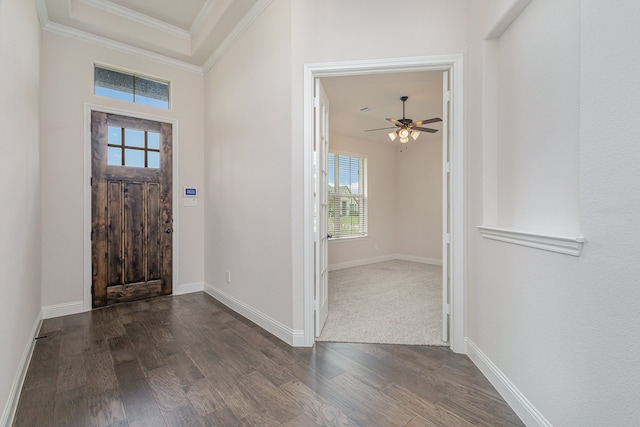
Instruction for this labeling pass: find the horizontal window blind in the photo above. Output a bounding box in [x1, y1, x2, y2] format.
[328, 153, 367, 239]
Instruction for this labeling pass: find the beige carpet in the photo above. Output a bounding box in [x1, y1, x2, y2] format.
[316, 259, 446, 346]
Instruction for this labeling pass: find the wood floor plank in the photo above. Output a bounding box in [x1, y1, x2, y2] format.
[108, 335, 137, 365]
[21, 333, 60, 390]
[237, 371, 300, 424]
[279, 380, 358, 427]
[200, 408, 244, 427]
[53, 386, 89, 427]
[146, 365, 191, 412]
[13, 292, 524, 427]
[184, 378, 223, 417]
[119, 378, 166, 427]
[86, 388, 127, 427]
[381, 383, 475, 427]
[12, 383, 56, 426]
[57, 353, 87, 392]
[85, 350, 118, 392]
[161, 404, 205, 427]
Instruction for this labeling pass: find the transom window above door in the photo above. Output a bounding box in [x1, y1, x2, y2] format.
[107, 126, 160, 168]
[94, 65, 170, 109]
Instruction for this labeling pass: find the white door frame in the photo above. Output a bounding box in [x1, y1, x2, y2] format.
[82, 103, 180, 312]
[302, 55, 465, 353]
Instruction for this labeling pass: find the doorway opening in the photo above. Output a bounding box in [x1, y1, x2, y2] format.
[316, 70, 445, 345]
[302, 55, 465, 353]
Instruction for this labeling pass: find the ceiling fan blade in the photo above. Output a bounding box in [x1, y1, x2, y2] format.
[413, 118, 442, 126]
[364, 126, 397, 132]
[412, 127, 439, 133]
[386, 118, 403, 126]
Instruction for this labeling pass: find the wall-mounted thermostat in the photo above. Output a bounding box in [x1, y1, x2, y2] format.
[183, 187, 198, 207]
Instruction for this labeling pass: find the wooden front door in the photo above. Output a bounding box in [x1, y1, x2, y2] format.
[91, 111, 173, 308]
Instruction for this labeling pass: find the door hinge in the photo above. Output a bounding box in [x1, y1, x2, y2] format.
[443, 303, 451, 315]
[445, 90, 451, 102]
[444, 162, 451, 173]
[314, 96, 320, 108]
[90, 177, 93, 186]
[444, 232, 451, 244]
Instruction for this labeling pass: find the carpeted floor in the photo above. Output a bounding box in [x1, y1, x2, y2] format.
[316, 259, 446, 346]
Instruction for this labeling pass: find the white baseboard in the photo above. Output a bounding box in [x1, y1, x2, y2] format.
[41, 300, 84, 319]
[203, 283, 303, 346]
[465, 338, 552, 427]
[174, 282, 204, 295]
[1, 312, 42, 427]
[329, 254, 442, 271]
[395, 254, 443, 266]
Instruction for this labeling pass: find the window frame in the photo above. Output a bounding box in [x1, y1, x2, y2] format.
[327, 151, 368, 240]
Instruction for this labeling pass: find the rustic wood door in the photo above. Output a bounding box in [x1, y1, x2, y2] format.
[91, 111, 172, 308]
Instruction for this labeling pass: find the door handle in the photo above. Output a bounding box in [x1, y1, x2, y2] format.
[165, 228, 172, 234]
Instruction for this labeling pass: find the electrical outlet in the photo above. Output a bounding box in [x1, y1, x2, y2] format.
[226, 271, 231, 284]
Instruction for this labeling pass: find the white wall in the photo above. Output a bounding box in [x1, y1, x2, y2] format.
[40, 32, 205, 308]
[0, 0, 42, 423]
[203, 0, 294, 327]
[327, 134, 397, 266]
[496, 0, 580, 234]
[467, 0, 640, 425]
[395, 124, 443, 261]
[327, 132, 443, 268]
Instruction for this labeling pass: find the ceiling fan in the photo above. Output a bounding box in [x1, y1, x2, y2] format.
[365, 96, 442, 143]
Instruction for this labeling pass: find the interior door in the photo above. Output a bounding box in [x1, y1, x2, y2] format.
[442, 71, 451, 342]
[91, 111, 173, 308]
[314, 78, 330, 336]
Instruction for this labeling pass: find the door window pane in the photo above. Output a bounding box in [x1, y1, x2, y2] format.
[108, 147, 122, 166]
[147, 132, 160, 149]
[108, 126, 122, 145]
[125, 149, 145, 167]
[147, 151, 160, 169]
[125, 129, 145, 148]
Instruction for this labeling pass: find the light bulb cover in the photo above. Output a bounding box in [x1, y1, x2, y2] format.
[400, 137, 409, 143]
[388, 132, 397, 141]
[410, 130, 420, 140]
[398, 128, 410, 138]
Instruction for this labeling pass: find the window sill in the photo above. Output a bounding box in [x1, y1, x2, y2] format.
[477, 225, 585, 257]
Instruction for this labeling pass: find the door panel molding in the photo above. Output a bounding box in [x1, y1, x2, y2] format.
[302, 55, 465, 352]
[83, 104, 179, 311]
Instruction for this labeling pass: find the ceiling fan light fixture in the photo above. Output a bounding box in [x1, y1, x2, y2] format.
[410, 130, 420, 140]
[388, 132, 397, 141]
[400, 137, 409, 143]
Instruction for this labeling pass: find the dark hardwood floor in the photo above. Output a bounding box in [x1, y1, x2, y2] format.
[13, 292, 523, 426]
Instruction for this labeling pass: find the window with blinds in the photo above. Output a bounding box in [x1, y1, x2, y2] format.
[94, 65, 170, 109]
[328, 152, 368, 239]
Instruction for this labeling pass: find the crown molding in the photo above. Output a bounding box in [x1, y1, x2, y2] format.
[77, 0, 190, 40]
[202, 0, 273, 73]
[43, 21, 203, 75]
[35, 0, 50, 27]
[190, 0, 223, 39]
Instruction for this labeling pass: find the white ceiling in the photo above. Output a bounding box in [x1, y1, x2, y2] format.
[321, 70, 444, 145]
[107, 0, 208, 30]
[37, 1, 444, 142]
[37, 0, 272, 70]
